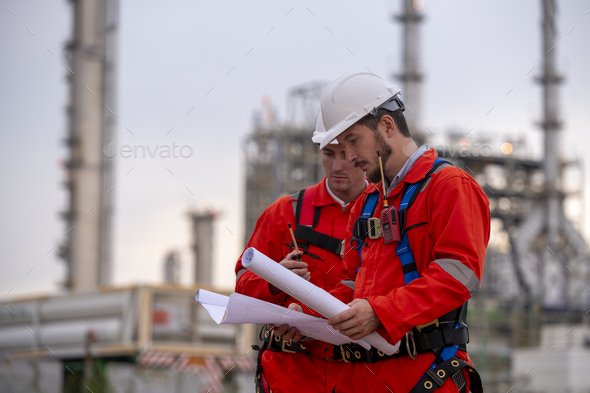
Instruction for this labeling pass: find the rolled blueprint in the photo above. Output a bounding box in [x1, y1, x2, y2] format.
[242, 247, 400, 355]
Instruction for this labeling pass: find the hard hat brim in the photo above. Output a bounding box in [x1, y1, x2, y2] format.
[312, 132, 339, 145]
[319, 116, 364, 149]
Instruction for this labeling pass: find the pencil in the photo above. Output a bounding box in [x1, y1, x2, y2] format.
[287, 223, 302, 261]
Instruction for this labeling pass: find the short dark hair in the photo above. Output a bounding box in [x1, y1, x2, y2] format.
[357, 108, 411, 138]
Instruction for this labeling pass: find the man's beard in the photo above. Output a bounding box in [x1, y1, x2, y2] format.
[367, 131, 392, 184]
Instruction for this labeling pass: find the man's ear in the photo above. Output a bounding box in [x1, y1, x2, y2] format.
[380, 115, 396, 138]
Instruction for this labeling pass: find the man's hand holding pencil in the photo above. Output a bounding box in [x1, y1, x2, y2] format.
[279, 250, 309, 280]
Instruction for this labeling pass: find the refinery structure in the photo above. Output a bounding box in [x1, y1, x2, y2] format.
[1, 1, 590, 393]
[242, 1, 590, 392]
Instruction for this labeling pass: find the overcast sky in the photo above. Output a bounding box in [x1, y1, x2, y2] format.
[1, 0, 589, 297]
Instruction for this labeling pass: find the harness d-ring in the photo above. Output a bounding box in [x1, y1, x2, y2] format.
[405, 331, 417, 360]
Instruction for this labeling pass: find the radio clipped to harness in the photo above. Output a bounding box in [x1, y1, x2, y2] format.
[378, 151, 401, 245]
[381, 205, 401, 244]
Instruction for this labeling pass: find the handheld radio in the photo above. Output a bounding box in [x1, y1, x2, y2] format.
[378, 151, 401, 244]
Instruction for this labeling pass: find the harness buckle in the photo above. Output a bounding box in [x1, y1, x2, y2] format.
[340, 345, 352, 363]
[405, 331, 417, 360]
[290, 240, 309, 254]
[416, 319, 439, 333]
[367, 217, 382, 239]
[340, 240, 345, 257]
[281, 339, 297, 354]
[398, 209, 407, 237]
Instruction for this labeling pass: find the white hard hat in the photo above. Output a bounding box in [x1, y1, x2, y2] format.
[311, 112, 338, 145]
[318, 72, 404, 149]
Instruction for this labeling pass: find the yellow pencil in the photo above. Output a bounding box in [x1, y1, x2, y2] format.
[287, 223, 302, 261]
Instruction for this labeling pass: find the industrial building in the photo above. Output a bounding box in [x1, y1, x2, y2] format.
[243, 85, 325, 243]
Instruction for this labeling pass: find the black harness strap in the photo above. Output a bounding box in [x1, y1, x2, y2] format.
[294, 189, 306, 225]
[313, 204, 321, 228]
[293, 225, 343, 256]
[410, 357, 482, 393]
[292, 187, 344, 256]
[350, 192, 381, 249]
[253, 326, 271, 393]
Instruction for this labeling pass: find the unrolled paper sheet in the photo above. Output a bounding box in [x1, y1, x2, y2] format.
[241, 247, 400, 355]
[195, 289, 358, 346]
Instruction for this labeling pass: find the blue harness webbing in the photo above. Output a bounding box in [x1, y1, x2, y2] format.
[353, 191, 380, 274]
[356, 158, 461, 376]
[396, 181, 421, 284]
[397, 159, 461, 372]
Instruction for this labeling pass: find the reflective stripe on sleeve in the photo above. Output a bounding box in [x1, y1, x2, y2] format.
[341, 280, 355, 290]
[419, 162, 453, 192]
[433, 258, 480, 296]
[236, 268, 247, 282]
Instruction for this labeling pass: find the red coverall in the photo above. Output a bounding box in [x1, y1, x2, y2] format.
[235, 178, 363, 393]
[330, 150, 490, 393]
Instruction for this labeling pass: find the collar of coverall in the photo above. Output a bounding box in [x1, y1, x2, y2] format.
[383, 145, 431, 196]
[311, 176, 369, 208]
[325, 177, 370, 209]
[376, 147, 440, 199]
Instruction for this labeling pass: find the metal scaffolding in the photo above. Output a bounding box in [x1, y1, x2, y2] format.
[243, 85, 324, 245]
[435, 0, 590, 313]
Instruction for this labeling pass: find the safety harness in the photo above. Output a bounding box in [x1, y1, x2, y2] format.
[343, 158, 482, 393]
[253, 184, 347, 393]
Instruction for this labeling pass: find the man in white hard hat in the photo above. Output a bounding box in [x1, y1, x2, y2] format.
[283, 72, 490, 393]
[234, 119, 368, 393]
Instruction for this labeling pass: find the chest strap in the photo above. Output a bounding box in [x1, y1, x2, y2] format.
[293, 225, 344, 256]
[291, 186, 344, 257]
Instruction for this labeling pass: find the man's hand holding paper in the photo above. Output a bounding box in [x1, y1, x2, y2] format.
[273, 299, 383, 343]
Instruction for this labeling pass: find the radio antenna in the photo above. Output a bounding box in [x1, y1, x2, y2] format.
[378, 150, 389, 208]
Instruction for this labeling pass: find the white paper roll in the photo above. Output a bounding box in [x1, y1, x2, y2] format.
[242, 247, 400, 355]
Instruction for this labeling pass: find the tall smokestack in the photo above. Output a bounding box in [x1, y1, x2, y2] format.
[163, 251, 181, 284]
[394, 0, 424, 141]
[537, 0, 566, 308]
[60, 0, 118, 292]
[189, 211, 215, 286]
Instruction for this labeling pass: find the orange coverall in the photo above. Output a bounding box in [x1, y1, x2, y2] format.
[329, 151, 490, 393]
[235, 178, 363, 393]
